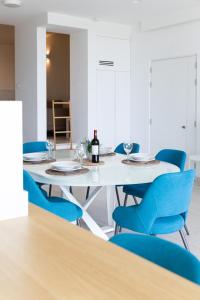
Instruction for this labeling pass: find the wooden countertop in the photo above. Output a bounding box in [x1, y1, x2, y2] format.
[0, 204, 199, 300]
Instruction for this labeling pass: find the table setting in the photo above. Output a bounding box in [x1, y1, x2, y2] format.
[121, 142, 159, 166]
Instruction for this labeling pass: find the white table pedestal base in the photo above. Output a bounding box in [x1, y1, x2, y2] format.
[61, 185, 115, 241]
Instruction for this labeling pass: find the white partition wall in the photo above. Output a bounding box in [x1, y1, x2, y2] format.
[0, 101, 28, 220]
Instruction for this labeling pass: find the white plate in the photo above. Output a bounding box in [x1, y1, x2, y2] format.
[23, 152, 48, 161]
[50, 161, 81, 172]
[100, 147, 113, 155]
[129, 153, 155, 162]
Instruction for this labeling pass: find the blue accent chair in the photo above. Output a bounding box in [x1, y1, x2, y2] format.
[23, 141, 48, 154]
[110, 233, 200, 285]
[23, 141, 53, 195]
[114, 142, 140, 206]
[23, 170, 83, 223]
[114, 143, 140, 155]
[123, 149, 187, 206]
[113, 170, 195, 250]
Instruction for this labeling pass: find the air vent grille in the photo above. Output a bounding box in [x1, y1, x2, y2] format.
[99, 60, 114, 67]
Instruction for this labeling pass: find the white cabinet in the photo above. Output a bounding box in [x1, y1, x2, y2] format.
[96, 70, 130, 147]
[115, 71, 130, 145]
[96, 36, 130, 72]
[97, 70, 115, 147]
[96, 36, 130, 148]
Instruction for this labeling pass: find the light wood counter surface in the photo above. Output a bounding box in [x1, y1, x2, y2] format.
[0, 204, 199, 300]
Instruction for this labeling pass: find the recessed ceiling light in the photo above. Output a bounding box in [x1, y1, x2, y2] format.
[2, 0, 22, 7]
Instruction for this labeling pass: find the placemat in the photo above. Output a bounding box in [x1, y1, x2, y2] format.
[122, 159, 160, 166]
[24, 159, 56, 165]
[45, 167, 89, 176]
[100, 152, 116, 157]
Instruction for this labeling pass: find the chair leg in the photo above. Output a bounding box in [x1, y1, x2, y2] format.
[179, 230, 190, 251]
[115, 186, 121, 206]
[86, 186, 90, 200]
[133, 196, 138, 205]
[69, 186, 73, 194]
[124, 194, 128, 206]
[184, 224, 190, 236]
[49, 185, 52, 197]
[76, 219, 81, 227]
[114, 224, 119, 235]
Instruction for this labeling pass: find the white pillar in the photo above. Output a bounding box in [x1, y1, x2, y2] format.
[0, 101, 28, 220]
[15, 23, 47, 142]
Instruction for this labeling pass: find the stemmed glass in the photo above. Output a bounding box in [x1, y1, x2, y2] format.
[46, 140, 54, 160]
[76, 144, 85, 166]
[123, 143, 133, 161]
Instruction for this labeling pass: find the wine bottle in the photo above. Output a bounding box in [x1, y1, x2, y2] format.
[91, 130, 99, 163]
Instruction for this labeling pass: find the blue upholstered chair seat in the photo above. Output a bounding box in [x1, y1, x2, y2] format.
[113, 205, 185, 234]
[44, 197, 83, 222]
[23, 170, 82, 223]
[110, 234, 200, 285]
[151, 215, 185, 234]
[113, 170, 195, 250]
[123, 183, 151, 198]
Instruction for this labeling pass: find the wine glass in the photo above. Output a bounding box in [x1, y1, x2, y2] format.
[46, 140, 54, 160]
[123, 143, 133, 161]
[77, 144, 85, 166]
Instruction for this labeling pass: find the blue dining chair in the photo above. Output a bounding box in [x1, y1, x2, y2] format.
[123, 149, 187, 206]
[114, 143, 140, 156]
[110, 233, 200, 285]
[23, 141, 53, 196]
[23, 141, 48, 154]
[113, 170, 195, 250]
[85, 142, 140, 203]
[114, 142, 140, 206]
[23, 170, 83, 223]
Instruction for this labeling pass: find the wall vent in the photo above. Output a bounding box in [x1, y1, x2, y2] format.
[99, 60, 114, 67]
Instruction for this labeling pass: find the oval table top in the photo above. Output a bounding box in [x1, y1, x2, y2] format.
[23, 150, 180, 187]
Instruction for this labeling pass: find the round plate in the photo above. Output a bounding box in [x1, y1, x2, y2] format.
[50, 161, 81, 172]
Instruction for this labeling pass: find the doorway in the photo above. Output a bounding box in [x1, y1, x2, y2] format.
[0, 24, 15, 100]
[46, 32, 71, 145]
[149, 55, 197, 155]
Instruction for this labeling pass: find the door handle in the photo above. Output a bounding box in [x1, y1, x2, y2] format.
[181, 126, 186, 129]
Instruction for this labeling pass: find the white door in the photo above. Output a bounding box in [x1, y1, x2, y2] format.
[150, 56, 197, 155]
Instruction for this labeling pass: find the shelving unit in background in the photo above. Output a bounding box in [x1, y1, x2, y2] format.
[52, 100, 72, 149]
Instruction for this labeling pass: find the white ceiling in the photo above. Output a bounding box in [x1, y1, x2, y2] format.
[0, 0, 200, 26]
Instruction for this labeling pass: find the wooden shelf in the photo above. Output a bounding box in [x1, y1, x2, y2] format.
[52, 100, 72, 149]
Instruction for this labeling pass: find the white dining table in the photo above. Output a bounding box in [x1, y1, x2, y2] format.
[24, 150, 180, 240]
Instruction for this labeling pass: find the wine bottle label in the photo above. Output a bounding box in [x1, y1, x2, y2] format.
[92, 145, 99, 155]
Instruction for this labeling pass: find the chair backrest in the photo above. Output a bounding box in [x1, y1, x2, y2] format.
[23, 141, 47, 154]
[156, 149, 186, 172]
[110, 233, 200, 285]
[137, 170, 195, 232]
[23, 170, 48, 207]
[114, 143, 140, 155]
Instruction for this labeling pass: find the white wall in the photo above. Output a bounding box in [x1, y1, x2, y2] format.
[131, 21, 200, 152]
[0, 101, 28, 220]
[70, 30, 88, 142]
[15, 23, 46, 142]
